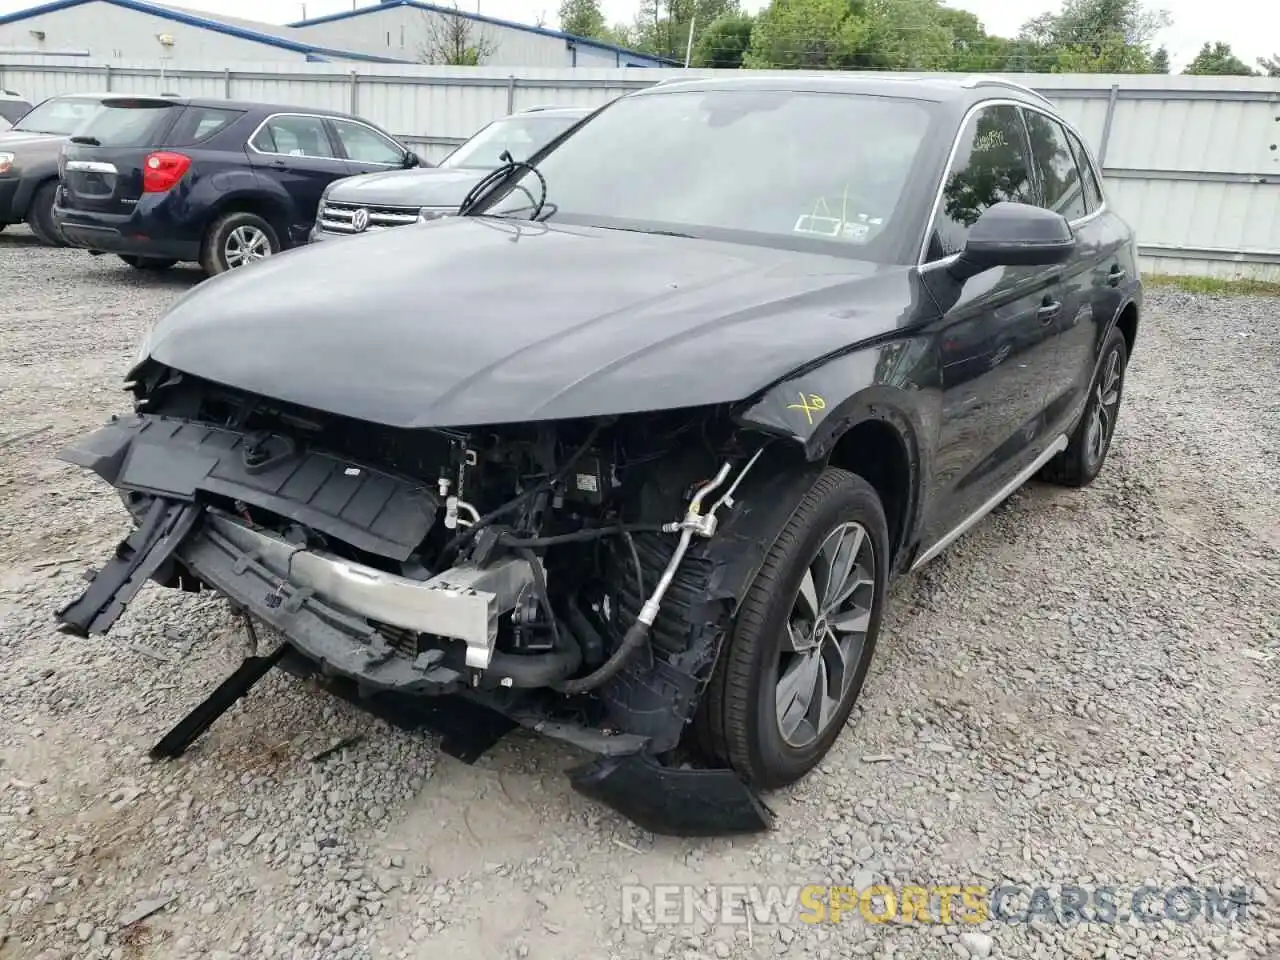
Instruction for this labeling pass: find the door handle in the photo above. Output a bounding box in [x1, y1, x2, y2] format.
[268, 159, 287, 169]
[1037, 298, 1061, 323]
[1107, 265, 1126, 286]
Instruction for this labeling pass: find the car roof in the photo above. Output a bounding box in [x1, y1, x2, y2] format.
[94, 93, 367, 121]
[638, 73, 1054, 109]
[516, 105, 592, 118]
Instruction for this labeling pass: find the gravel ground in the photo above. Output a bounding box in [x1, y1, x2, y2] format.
[0, 226, 1277, 960]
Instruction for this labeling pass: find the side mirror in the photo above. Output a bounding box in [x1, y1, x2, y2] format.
[949, 201, 1076, 282]
[402, 150, 421, 169]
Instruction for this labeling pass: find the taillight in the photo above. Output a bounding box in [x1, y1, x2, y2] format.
[142, 151, 191, 193]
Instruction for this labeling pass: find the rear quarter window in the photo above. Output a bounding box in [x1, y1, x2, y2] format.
[166, 106, 245, 146]
[76, 101, 180, 147]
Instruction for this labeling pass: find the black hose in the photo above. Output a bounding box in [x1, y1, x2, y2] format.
[483, 590, 598, 687]
[496, 523, 665, 548]
[484, 634, 582, 688]
[553, 620, 651, 696]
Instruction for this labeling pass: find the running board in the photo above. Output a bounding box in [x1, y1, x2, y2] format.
[910, 434, 1068, 572]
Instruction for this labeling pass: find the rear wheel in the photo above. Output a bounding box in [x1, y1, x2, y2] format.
[694, 467, 888, 790]
[119, 254, 177, 271]
[1040, 325, 1128, 488]
[25, 181, 66, 247]
[200, 211, 280, 276]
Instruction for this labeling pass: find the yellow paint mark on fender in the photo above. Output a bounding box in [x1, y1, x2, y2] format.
[786, 392, 826, 425]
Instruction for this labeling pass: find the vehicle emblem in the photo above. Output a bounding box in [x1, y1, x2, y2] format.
[351, 208, 370, 233]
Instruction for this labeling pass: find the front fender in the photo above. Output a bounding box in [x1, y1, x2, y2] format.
[12, 165, 57, 217]
[733, 336, 937, 463]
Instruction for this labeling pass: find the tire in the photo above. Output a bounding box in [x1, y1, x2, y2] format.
[200, 211, 280, 276]
[119, 254, 177, 271]
[25, 180, 66, 247]
[1040, 325, 1128, 488]
[694, 467, 889, 790]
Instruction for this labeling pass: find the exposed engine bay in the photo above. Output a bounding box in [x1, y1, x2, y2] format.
[55, 363, 795, 832]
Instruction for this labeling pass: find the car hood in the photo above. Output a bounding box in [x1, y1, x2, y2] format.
[326, 166, 488, 208]
[143, 218, 921, 429]
[0, 130, 63, 148]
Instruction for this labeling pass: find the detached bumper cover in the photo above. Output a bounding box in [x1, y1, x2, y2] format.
[58, 414, 437, 562]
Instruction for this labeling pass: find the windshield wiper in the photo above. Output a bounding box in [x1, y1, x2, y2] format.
[69, 135, 101, 145]
[457, 149, 547, 221]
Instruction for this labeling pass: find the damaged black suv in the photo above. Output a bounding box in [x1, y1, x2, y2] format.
[55, 74, 1140, 835]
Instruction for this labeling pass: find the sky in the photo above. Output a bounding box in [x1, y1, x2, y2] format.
[0, 0, 1277, 71]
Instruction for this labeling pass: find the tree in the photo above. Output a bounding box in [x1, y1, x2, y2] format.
[1017, 0, 1171, 73]
[1183, 41, 1256, 76]
[742, 0, 869, 70]
[416, 4, 496, 65]
[1150, 45, 1169, 72]
[857, 0, 957, 71]
[559, 0, 606, 39]
[691, 12, 754, 67]
[1258, 54, 1280, 77]
[629, 0, 739, 62]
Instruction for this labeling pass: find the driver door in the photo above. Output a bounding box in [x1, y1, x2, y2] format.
[327, 117, 411, 176]
[917, 103, 1065, 552]
[247, 113, 353, 242]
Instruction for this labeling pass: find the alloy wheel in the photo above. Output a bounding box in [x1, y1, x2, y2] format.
[224, 225, 272, 268]
[775, 521, 877, 748]
[1085, 346, 1124, 465]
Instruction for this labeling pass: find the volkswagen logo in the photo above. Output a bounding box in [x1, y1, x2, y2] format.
[351, 208, 370, 233]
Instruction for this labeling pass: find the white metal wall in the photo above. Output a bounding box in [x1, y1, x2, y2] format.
[0, 3, 324, 63]
[0, 57, 1276, 278]
[290, 6, 664, 69]
[293, 6, 569, 67]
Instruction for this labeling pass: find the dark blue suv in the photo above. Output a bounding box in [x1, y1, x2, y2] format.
[54, 95, 421, 276]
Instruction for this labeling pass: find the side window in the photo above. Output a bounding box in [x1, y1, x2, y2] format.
[1066, 129, 1105, 211]
[168, 106, 243, 146]
[926, 104, 1035, 262]
[1023, 110, 1088, 222]
[330, 120, 404, 164]
[251, 115, 335, 159]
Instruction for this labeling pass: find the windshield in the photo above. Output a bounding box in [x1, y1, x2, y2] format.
[14, 96, 103, 135]
[441, 114, 583, 170]
[479, 90, 936, 261]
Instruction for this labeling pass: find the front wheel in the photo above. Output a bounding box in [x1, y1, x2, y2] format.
[26, 181, 66, 247]
[200, 211, 280, 276]
[695, 467, 888, 790]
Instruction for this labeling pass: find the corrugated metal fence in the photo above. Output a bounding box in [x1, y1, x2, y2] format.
[3, 55, 1279, 279]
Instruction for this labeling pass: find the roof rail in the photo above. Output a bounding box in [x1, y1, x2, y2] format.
[959, 75, 1054, 106]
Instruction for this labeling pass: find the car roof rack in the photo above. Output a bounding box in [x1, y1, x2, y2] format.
[958, 75, 1054, 106]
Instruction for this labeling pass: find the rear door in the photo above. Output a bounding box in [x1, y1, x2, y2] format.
[59, 97, 182, 216]
[246, 113, 353, 234]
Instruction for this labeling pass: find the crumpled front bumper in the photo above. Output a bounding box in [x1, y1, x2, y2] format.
[53, 414, 535, 693]
[177, 510, 532, 693]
